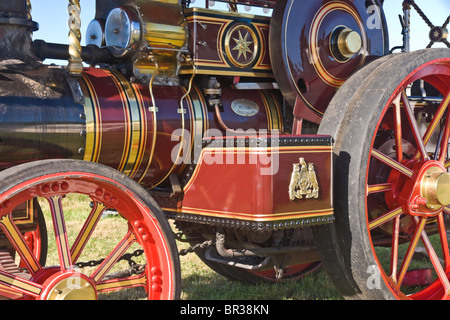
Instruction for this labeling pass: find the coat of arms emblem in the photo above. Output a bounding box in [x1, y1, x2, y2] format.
[289, 158, 319, 200]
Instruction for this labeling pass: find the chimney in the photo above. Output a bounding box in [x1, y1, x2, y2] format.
[0, 0, 38, 61]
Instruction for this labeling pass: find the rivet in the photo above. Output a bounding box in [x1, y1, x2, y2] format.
[152, 276, 162, 284]
[151, 284, 162, 292]
[151, 266, 161, 275]
[3, 200, 12, 209]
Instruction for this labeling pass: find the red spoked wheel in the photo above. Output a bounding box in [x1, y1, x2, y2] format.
[315, 49, 450, 299]
[0, 160, 180, 300]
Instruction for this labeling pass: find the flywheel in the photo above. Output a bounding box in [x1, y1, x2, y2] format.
[270, 0, 388, 122]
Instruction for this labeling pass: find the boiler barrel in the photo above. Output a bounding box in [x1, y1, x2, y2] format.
[0, 63, 283, 189]
[0, 63, 85, 168]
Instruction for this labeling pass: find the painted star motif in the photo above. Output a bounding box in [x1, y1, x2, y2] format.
[232, 30, 254, 61]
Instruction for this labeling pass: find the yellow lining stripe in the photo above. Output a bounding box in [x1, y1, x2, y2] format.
[96, 273, 146, 292]
[71, 202, 106, 263]
[81, 74, 102, 163]
[369, 207, 403, 230]
[164, 206, 333, 221]
[0, 271, 42, 296]
[367, 183, 391, 194]
[0, 214, 41, 274]
[92, 232, 136, 283]
[48, 196, 72, 270]
[371, 149, 414, 178]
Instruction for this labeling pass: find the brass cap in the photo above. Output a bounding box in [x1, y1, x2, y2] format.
[435, 172, 450, 206]
[421, 168, 450, 207]
[46, 276, 96, 300]
[337, 28, 362, 58]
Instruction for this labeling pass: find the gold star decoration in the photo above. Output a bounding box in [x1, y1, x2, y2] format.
[232, 30, 254, 60]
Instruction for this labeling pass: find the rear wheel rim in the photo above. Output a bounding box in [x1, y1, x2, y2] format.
[366, 58, 450, 299]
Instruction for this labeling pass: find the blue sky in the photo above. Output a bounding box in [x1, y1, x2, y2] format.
[30, 0, 449, 60]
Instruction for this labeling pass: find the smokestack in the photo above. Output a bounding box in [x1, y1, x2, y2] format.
[0, 0, 38, 61]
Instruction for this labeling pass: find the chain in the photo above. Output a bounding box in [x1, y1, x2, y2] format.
[405, 0, 450, 48]
[406, 0, 434, 29]
[75, 249, 144, 269]
[179, 239, 214, 256]
[443, 15, 450, 29]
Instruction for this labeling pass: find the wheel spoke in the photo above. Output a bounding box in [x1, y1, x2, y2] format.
[398, 217, 427, 286]
[438, 92, 450, 163]
[91, 229, 137, 283]
[437, 213, 450, 268]
[415, 91, 450, 160]
[70, 201, 106, 263]
[47, 196, 73, 271]
[0, 270, 42, 298]
[96, 273, 146, 293]
[0, 214, 41, 275]
[402, 91, 429, 161]
[369, 206, 403, 230]
[390, 216, 400, 283]
[416, 215, 450, 297]
[367, 183, 392, 195]
[393, 95, 403, 162]
[371, 149, 414, 178]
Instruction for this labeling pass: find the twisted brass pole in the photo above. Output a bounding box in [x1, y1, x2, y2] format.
[68, 0, 83, 76]
[26, 0, 32, 21]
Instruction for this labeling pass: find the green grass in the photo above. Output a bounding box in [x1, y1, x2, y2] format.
[36, 194, 449, 300]
[36, 194, 343, 300]
[177, 239, 342, 300]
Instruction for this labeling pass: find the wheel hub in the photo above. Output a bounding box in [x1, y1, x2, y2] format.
[404, 161, 449, 216]
[42, 272, 97, 300]
[420, 167, 450, 208]
[336, 27, 362, 59]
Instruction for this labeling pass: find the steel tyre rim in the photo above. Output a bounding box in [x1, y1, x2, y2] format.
[364, 56, 450, 299]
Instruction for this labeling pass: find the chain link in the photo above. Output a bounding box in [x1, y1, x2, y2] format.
[406, 0, 435, 29]
[405, 0, 450, 49]
[75, 249, 144, 269]
[179, 239, 214, 256]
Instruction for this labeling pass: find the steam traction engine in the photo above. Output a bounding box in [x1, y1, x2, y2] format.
[0, 0, 448, 300]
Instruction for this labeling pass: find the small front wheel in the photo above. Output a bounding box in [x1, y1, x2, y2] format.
[0, 160, 181, 300]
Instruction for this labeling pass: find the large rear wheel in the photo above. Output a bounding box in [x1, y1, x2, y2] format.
[315, 49, 450, 299]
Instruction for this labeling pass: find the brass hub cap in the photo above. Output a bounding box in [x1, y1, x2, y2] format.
[421, 167, 450, 209]
[43, 272, 97, 300]
[337, 28, 362, 58]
